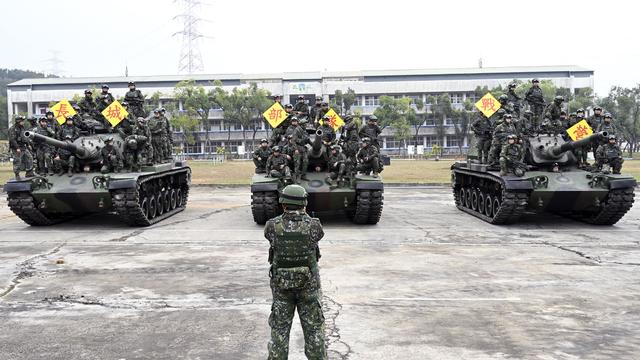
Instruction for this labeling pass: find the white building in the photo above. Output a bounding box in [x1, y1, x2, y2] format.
[7, 65, 593, 155]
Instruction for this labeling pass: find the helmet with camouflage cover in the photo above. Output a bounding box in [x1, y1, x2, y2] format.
[368, 115, 378, 121]
[608, 134, 617, 141]
[260, 138, 268, 144]
[554, 95, 564, 103]
[272, 146, 281, 152]
[331, 144, 342, 152]
[279, 184, 308, 206]
[507, 134, 518, 141]
[604, 112, 612, 118]
[499, 94, 509, 101]
[508, 82, 517, 89]
[594, 106, 603, 111]
[576, 108, 584, 114]
[361, 137, 371, 143]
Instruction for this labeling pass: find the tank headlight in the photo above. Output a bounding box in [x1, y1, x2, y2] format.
[533, 176, 548, 188]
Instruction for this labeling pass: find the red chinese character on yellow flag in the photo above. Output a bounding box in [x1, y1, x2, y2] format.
[268, 108, 283, 121]
[475, 93, 502, 118]
[566, 119, 593, 141]
[101, 100, 129, 127]
[319, 108, 344, 131]
[50, 99, 78, 125]
[262, 102, 288, 128]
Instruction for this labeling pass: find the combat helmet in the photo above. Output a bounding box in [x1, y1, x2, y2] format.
[279, 184, 308, 206]
[554, 95, 564, 102]
[499, 94, 509, 101]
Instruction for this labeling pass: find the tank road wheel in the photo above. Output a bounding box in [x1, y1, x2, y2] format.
[352, 189, 384, 225]
[251, 191, 279, 225]
[477, 192, 485, 214]
[176, 189, 183, 207]
[156, 192, 165, 216]
[484, 194, 493, 217]
[140, 196, 149, 219]
[492, 196, 501, 217]
[471, 189, 479, 211]
[459, 188, 466, 208]
[148, 195, 157, 219]
[464, 188, 471, 208]
[163, 191, 171, 212]
[169, 189, 177, 210]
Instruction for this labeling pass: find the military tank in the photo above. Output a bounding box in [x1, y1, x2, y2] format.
[451, 132, 636, 225]
[4, 125, 191, 226]
[250, 129, 384, 225]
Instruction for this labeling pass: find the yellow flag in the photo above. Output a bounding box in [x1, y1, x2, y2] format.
[101, 100, 129, 127]
[566, 119, 593, 141]
[319, 108, 345, 131]
[475, 93, 502, 118]
[50, 99, 77, 125]
[262, 102, 288, 128]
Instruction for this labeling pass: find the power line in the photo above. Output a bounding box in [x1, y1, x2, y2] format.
[174, 0, 206, 74]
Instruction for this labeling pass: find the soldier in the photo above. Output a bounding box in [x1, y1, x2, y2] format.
[283, 135, 307, 183]
[8, 116, 35, 179]
[498, 94, 514, 114]
[53, 134, 77, 176]
[285, 116, 308, 145]
[293, 95, 309, 119]
[58, 117, 80, 141]
[488, 113, 517, 165]
[541, 111, 566, 135]
[506, 82, 521, 117]
[326, 144, 348, 186]
[588, 106, 605, 130]
[100, 137, 123, 173]
[150, 109, 167, 163]
[266, 146, 292, 180]
[44, 110, 61, 137]
[264, 184, 326, 360]
[309, 96, 323, 124]
[117, 101, 135, 137]
[470, 112, 493, 164]
[576, 108, 587, 123]
[356, 137, 380, 177]
[124, 81, 145, 118]
[525, 78, 545, 122]
[96, 84, 115, 113]
[596, 112, 617, 143]
[318, 115, 336, 144]
[519, 110, 535, 136]
[359, 115, 382, 149]
[160, 108, 173, 159]
[499, 134, 525, 176]
[253, 139, 272, 174]
[273, 94, 283, 106]
[339, 115, 360, 164]
[32, 117, 56, 175]
[126, 117, 153, 171]
[271, 104, 294, 146]
[313, 102, 330, 128]
[595, 135, 624, 174]
[78, 89, 97, 117]
[544, 95, 564, 121]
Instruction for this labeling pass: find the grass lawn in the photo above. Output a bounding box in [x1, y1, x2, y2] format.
[2, 159, 640, 186]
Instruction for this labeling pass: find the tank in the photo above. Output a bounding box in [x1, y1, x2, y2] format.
[451, 132, 636, 225]
[250, 129, 384, 225]
[4, 128, 191, 226]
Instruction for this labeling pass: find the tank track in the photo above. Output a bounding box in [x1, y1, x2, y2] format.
[351, 189, 384, 225]
[111, 168, 191, 226]
[251, 191, 280, 225]
[6, 192, 56, 226]
[452, 169, 529, 224]
[578, 188, 635, 225]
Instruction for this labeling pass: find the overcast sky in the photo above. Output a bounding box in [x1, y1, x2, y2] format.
[1, 0, 637, 95]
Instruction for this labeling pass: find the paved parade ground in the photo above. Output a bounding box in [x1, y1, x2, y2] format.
[0, 186, 639, 360]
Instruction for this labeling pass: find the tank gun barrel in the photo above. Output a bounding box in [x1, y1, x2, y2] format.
[25, 131, 92, 159]
[309, 129, 324, 158]
[547, 131, 607, 157]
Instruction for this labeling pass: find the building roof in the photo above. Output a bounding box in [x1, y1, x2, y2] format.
[8, 65, 593, 87]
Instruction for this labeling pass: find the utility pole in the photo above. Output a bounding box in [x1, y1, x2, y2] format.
[45, 50, 64, 76]
[174, 0, 205, 74]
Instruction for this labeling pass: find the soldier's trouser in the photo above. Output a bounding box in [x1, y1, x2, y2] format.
[270, 166, 291, 178]
[531, 104, 544, 125]
[253, 159, 267, 173]
[356, 157, 380, 174]
[101, 158, 123, 173]
[476, 138, 491, 163]
[499, 157, 509, 174]
[271, 128, 285, 146]
[35, 147, 53, 173]
[152, 137, 164, 162]
[329, 163, 346, 180]
[268, 285, 327, 360]
[488, 141, 502, 164]
[54, 155, 75, 174]
[12, 149, 34, 174]
[600, 158, 624, 174]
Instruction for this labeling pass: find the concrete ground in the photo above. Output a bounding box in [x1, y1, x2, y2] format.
[0, 186, 639, 360]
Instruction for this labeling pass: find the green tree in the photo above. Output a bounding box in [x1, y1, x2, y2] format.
[407, 98, 425, 146]
[599, 86, 640, 155]
[174, 79, 215, 150]
[373, 96, 416, 151]
[343, 88, 357, 115]
[451, 100, 474, 153]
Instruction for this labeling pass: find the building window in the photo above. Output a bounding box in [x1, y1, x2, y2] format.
[185, 142, 202, 154]
[385, 138, 401, 149]
[450, 93, 462, 104]
[352, 96, 363, 107]
[446, 136, 460, 148]
[425, 136, 441, 147]
[204, 141, 223, 154]
[466, 93, 477, 103]
[365, 96, 378, 106]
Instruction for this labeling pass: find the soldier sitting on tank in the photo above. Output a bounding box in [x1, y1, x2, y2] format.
[8, 116, 35, 180]
[488, 113, 516, 165]
[266, 146, 292, 181]
[126, 117, 154, 171]
[253, 139, 272, 174]
[356, 137, 380, 177]
[339, 115, 360, 162]
[595, 135, 624, 174]
[58, 117, 80, 141]
[471, 112, 493, 164]
[318, 115, 336, 143]
[541, 111, 566, 135]
[96, 84, 115, 113]
[78, 89, 98, 117]
[53, 134, 77, 177]
[32, 117, 56, 176]
[499, 134, 525, 176]
[326, 145, 349, 187]
[359, 115, 382, 149]
[99, 137, 123, 174]
[309, 96, 323, 124]
[293, 95, 309, 120]
[44, 111, 61, 138]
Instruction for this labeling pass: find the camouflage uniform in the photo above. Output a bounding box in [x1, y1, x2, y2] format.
[253, 143, 272, 173]
[317, 121, 336, 144]
[499, 140, 525, 176]
[293, 98, 310, 119]
[506, 87, 521, 117]
[488, 117, 517, 164]
[471, 114, 493, 163]
[150, 112, 168, 163]
[271, 107, 294, 146]
[266, 151, 292, 179]
[524, 83, 545, 122]
[265, 204, 326, 360]
[595, 141, 623, 174]
[160, 110, 173, 159]
[543, 98, 564, 122]
[126, 119, 153, 171]
[541, 118, 565, 135]
[356, 141, 380, 175]
[339, 117, 360, 164]
[596, 120, 617, 144]
[8, 119, 34, 178]
[32, 121, 56, 175]
[100, 140, 123, 173]
[326, 146, 348, 185]
[283, 139, 307, 183]
[124, 86, 146, 118]
[359, 119, 382, 149]
[96, 91, 115, 113]
[78, 93, 97, 117]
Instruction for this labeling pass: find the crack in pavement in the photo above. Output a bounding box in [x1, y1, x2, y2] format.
[322, 295, 353, 360]
[541, 241, 640, 266]
[152, 205, 247, 229]
[0, 242, 67, 298]
[109, 229, 146, 242]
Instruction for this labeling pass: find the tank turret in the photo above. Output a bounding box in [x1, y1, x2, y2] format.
[526, 132, 606, 166]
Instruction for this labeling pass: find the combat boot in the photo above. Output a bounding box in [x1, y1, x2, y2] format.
[14, 172, 21, 180]
[25, 170, 35, 178]
[324, 176, 333, 186]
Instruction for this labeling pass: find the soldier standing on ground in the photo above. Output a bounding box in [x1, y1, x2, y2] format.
[471, 112, 493, 164]
[264, 184, 327, 360]
[124, 81, 146, 118]
[8, 116, 35, 179]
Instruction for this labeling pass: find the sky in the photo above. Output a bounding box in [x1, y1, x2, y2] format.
[1, 0, 638, 96]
